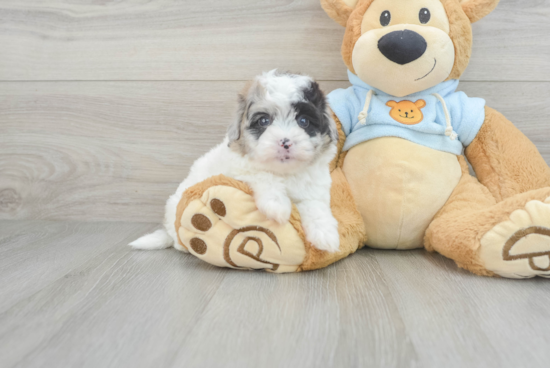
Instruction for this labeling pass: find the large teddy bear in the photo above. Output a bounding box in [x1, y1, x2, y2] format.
[175, 0, 550, 278]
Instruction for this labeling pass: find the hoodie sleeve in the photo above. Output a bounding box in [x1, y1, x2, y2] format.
[446, 91, 486, 147]
[327, 87, 359, 137]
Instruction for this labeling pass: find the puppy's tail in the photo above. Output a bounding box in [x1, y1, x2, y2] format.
[129, 229, 173, 250]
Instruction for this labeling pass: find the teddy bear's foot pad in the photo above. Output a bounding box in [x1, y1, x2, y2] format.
[480, 197, 550, 278]
[177, 185, 306, 273]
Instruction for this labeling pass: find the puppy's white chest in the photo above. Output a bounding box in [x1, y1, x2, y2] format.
[283, 167, 330, 203]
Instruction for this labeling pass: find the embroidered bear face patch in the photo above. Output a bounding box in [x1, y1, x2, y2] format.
[386, 99, 426, 125]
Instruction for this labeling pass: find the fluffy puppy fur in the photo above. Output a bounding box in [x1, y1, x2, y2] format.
[130, 70, 341, 252]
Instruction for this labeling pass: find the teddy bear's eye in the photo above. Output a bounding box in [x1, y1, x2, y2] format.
[380, 10, 391, 27]
[419, 8, 431, 24]
[411, 110, 414, 112]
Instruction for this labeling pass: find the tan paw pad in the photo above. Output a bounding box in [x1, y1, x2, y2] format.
[480, 199, 550, 278]
[177, 185, 306, 273]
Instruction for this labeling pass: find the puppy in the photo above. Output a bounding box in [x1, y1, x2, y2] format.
[130, 70, 340, 252]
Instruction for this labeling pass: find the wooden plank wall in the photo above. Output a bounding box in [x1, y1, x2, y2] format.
[1, 0, 550, 222]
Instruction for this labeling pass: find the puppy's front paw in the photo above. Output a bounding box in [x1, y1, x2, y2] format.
[304, 220, 340, 253]
[255, 194, 292, 224]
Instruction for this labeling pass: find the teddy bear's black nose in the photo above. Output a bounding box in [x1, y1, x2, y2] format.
[378, 30, 427, 65]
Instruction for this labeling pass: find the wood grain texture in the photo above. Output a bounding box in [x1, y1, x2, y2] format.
[0, 221, 156, 313]
[1, 1, 549, 367]
[0, 220, 228, 368]
[1, 220, 549, 368]
[374, 250, 550, 368]
[173, 254, 417, 368]
[0, 0, 548, 81]
[2, 80, 549, 222]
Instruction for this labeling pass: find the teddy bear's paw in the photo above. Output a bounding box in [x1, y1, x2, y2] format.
[479, 197, 550, 279]
[176, 185, 307, 273]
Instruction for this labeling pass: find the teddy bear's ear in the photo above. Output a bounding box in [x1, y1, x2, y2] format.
[386, 101, 397, 108]
[414, 100, 426, 109]
[320, 0, 360, 27]
[460, 0, 500, 23]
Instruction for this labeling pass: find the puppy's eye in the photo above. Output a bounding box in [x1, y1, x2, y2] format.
[297, 116, 310, 128]
[419, 8, 431, 24]
[257, 117, 271, 127]
[380, 10, 391, 27]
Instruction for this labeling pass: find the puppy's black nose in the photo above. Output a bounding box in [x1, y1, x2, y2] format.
[378, 30, 427, 65]
[281, 138, 292, 150]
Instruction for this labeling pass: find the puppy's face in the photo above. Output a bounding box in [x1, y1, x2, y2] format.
[228, 71, 338, 175]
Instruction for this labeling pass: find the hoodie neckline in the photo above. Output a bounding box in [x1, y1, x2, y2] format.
[347, 70, 459, 99]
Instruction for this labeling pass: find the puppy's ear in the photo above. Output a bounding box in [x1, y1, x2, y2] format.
[321, 0, 360, 27]
[227, 92, 246, 146]
[460, 0, 500, 23]
[303, 80, 339, 142]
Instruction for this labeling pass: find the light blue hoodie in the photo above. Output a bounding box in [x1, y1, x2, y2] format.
[327, 70, 486, 155]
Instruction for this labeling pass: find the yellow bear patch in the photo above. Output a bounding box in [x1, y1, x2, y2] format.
[386, 99, 426, 125]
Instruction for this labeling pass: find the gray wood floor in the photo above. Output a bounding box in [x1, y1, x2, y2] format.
[1, 220, 550, 368]
[2, 0, 550, 367]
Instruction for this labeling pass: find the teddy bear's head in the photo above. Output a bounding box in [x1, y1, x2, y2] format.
[321, 0, 500, 97]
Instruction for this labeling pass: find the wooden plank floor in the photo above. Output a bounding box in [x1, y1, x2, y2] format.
[3, 80, 550, 222]
[2, 0, 550, 367]
[1, 0, 550, 223]
[1, 220, 550, 368]
[0, 0, 549, 81]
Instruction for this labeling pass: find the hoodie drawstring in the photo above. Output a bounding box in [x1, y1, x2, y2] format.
[357, 89, 375, 126]
[432, 93, 458, 140]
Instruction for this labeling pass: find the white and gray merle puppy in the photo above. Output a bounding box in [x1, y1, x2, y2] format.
[130, 70, 340, 252]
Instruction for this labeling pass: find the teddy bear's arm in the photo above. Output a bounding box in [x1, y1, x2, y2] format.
[465, 106, 550, 202]
[329, 111, 348, 172]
